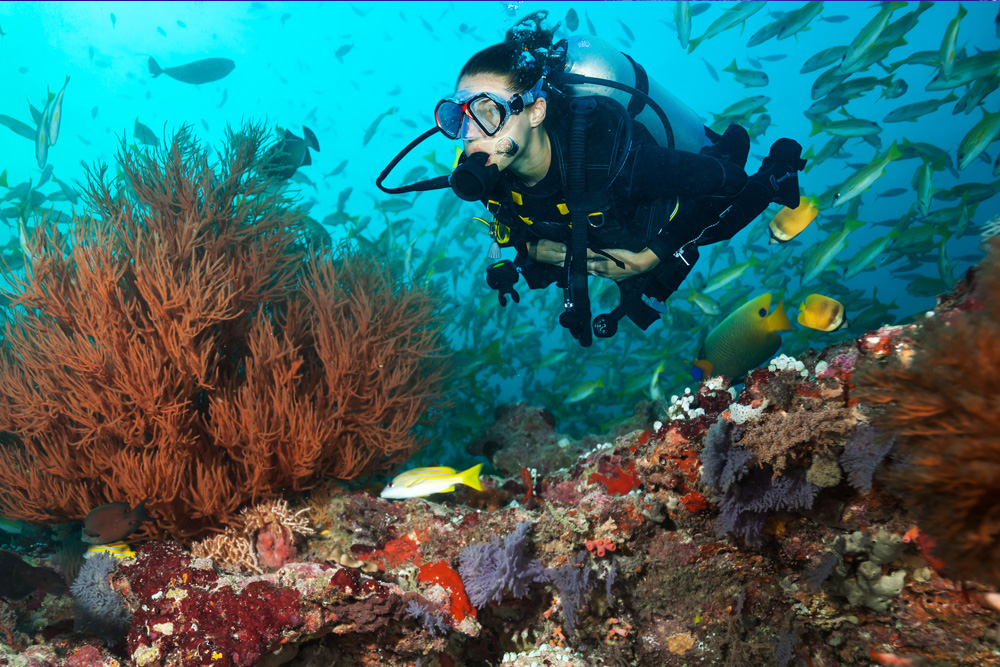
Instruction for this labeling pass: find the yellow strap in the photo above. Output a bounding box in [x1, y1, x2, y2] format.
[556, 202, 569, 215]
[669, 199, 680, 221]
[511, 191, 523, 206]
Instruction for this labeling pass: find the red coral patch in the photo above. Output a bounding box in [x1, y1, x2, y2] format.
[588, 461, 641, 495]
[418, 561, 475, 621]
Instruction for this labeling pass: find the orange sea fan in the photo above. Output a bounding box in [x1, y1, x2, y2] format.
[854, 239, 1000, 588]
[0, 123, 452, 541]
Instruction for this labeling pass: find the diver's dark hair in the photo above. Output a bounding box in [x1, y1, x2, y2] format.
[458, 11, 559, 93]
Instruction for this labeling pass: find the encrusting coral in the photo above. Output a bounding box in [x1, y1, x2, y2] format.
[0, 123, 451, 540]
[855, 238, 1000, 588]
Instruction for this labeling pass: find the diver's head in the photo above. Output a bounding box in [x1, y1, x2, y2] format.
[435, 11, 557, 173]
[437, 72, 547, 171]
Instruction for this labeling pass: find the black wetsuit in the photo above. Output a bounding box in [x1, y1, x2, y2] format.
[480, 96, 794, 311]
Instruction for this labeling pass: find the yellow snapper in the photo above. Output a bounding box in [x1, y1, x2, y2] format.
[692, 293, 792, 381]
[797, 294, 848, 332]
[84, 541, 136, 560]
[768, 195, 820, 244]
[380, 464, 483, 499]
[957, 109, 1000, 171]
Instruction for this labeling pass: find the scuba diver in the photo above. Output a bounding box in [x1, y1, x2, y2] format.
[377, 11, 806, 347]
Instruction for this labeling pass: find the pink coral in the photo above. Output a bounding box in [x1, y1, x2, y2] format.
[585, 538, 617, 558]
[256, 524, 297, 570]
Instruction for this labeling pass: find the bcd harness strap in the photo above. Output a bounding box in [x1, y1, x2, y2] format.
[481, 96, 681, 344]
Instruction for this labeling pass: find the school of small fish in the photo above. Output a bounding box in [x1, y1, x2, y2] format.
[0, 1, 998, 475]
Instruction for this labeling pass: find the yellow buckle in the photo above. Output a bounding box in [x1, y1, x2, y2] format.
[492, 219, 511, 244]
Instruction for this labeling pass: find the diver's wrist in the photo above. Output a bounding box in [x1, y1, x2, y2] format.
[639, 248, 660, 273]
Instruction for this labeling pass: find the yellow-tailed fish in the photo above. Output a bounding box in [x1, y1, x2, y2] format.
[837, 1, 907, 74]
[768, 195, 820, 244]
[703, 257, 760, 294]
[957, 109, 1000, 171]
[802, 217, 864, 284]
[809, 117, 881, 139]
[722, 60, 769, 88]
[810, 66, 851, 101]
[843, 228, 900, 280]
[380, 464, 483, 499]
[688, 289, 721, 316]
[35, 98, 51, 169]
[691, 293, 792, 381]
[84, 541, 136, 560]
[834, 141, 903, 208]
[776, 1, 825, 40]
[566, 378, 605, 404]
[801, 45, 847, 74]
[913, 161, 934, 217]
[926, 51, 1000, 90]
[882, 92, 957, 124]
[939, 4, 968, 81]
[649, 359, 666, 402]
[46, 76, 69, 146]
[675, 1, 691, 50]
[797, 294, 847, 332]
[687, 1, 766, 53]
[748, 113, 771, 141]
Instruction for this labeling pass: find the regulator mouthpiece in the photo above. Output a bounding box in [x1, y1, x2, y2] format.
[449, 151, 500, 202]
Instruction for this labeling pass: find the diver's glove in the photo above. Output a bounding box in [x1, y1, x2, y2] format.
[486, 259, 521, 307]
[756, 138, 807, 208]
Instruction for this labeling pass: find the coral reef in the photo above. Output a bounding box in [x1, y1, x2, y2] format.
[0, 123, 451, 540]
[855, 238, 1000, 588]
[2, 143, 999, 665]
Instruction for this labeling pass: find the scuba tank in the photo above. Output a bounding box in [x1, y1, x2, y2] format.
[548, 35, 706, 154]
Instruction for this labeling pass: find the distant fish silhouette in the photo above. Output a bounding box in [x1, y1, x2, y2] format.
[148, 56, 235, 84]
[261, 126, 320, 182]
[82, 500, 151, 545]
[0, 550, 67, 600]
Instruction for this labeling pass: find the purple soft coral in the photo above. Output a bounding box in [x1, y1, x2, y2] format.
[458, 521, 545, 608]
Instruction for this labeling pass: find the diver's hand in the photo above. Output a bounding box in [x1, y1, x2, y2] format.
[587, 248, 661, 280]
[526, 239, 567, 266]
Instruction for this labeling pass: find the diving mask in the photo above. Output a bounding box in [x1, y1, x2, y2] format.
[435, 76, 547, 140]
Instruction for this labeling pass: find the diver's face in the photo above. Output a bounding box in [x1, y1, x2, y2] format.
[453, 73, 544, 171]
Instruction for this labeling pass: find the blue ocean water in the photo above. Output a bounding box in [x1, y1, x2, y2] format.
[0, 1, 998, 464]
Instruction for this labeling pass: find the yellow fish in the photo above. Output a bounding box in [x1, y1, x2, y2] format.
[380, 464, 483, 499]
[84, 541, 136, 560]
[768, 195, 820, 244]
[692, 293, 792, 381]
[797, 294, 848, 332]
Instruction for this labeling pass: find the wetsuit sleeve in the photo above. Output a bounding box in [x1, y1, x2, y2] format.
[621, 144, 748, 200]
